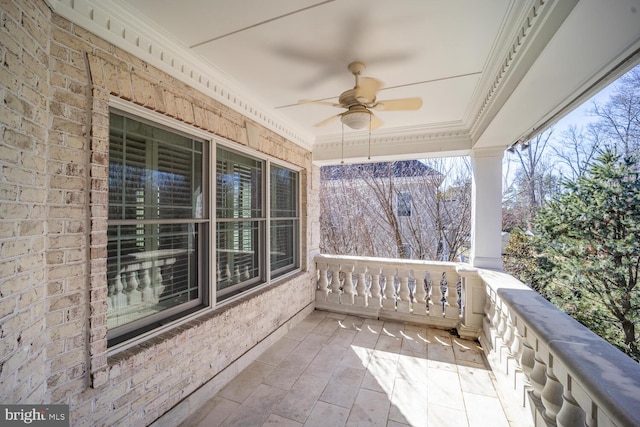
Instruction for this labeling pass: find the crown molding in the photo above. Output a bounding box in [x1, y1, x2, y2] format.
[45, 0, 314, 150]
[469, 0, 579, 144]
[313, 129, 472, 165]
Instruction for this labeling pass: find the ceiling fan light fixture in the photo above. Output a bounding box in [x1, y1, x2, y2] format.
[340, 109, 372, 129]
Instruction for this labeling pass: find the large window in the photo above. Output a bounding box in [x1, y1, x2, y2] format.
[107, 111, 209, 346]
[106, 109, 300, 346]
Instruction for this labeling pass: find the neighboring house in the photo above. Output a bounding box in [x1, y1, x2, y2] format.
[320, 160, 467, 260]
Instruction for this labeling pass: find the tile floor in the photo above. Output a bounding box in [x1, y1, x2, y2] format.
[179, 310, 513, 427]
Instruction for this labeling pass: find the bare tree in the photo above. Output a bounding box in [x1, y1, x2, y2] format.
[552, 124, 602, 180]
[319, 158, 471, 261]
[592, 66, 640, 157]
[503, 130, 558, 230]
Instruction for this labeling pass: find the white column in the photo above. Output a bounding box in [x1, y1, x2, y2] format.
[469, 148, 504, 270]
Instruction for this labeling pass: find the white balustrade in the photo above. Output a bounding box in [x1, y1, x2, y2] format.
[477, 268, 640, 427]
[314, 255, 464, 329]
[108, 249, 182, 327]
[314, 254, 640, 427]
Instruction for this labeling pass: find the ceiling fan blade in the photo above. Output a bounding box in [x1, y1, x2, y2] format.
[370, 113, 383, 130]
[314, 114, 341, 127]
[356, 77, 383, 103]
[297, 99, 341, 107]
[373, 97, 423, 111]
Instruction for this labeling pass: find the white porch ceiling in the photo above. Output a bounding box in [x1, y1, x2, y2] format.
[47, 0, 640, 163]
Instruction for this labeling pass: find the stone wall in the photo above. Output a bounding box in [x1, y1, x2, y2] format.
[0, 1, 318, 425]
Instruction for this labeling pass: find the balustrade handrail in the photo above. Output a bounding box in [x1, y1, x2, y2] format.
[314, 253, 459, 271]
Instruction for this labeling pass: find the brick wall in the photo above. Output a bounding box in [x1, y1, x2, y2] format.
[0, 0, 318, 425]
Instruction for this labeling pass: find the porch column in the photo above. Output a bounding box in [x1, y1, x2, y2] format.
[469, 147, 504, 270]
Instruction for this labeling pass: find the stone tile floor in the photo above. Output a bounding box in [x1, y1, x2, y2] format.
[179, 310, 514, 427]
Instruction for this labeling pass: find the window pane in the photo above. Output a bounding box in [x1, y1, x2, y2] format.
[107, 111, 207, 344]
[270, 165, 298, 277]
[397, 192, 412, 216]
[271, 165, 298, 218]
[216, 221, 261, 292]
[109, 115, 203, 221]
[271, 219, 298, 277]
[107, 222, 203, 330]
[216, 148, 262, 218]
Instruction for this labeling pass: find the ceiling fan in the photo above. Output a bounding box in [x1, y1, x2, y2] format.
[300, 61, 423, 130]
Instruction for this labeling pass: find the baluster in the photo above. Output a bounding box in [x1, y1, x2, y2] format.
[369, 267, 382, 308]
[530, 349, 548, 402]
[341, 264, 355, 305]
[354, 265, 368, 307]
[112, 272, 127, 309]
[396, 268, 411, 313]
[243, 265, 251, 281]
[444, 271, 459, 318]
[381, 267, 397, 311]
[152, 260, 165, 302]
[225, 263, 231, 282]
[316, 262, 329, 302]
[556, 378, 587, 427]
[428, 270, 443, 317]
[510, 320, 523, 362]
[233, 265, 241, 284]
[140, 261, 154, 302]
[520, 333, 536, 380]
[502, 310, 515, 355]
[107, 277, 115, 311]
[327, 263, 342, 304]
[127, 264, 142, 304]
[541, 357, 563, 424]
[413, 269, 427, 315]
[484, 289, 495, 326]
[492, 299, 503, 348]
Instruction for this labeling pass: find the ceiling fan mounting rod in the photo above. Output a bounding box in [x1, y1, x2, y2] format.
[348, 61, 366, 86]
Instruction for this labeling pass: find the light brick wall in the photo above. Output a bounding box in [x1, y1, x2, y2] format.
[0, 1, 318, 425]
[0, 0, 51, 404]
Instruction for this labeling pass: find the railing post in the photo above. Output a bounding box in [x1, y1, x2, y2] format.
[456, 267, 483, 339]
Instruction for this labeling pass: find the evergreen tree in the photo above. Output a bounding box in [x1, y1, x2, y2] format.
[534, 150, 640, 361]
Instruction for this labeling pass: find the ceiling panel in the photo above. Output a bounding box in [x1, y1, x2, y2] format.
[121, 0, 511, 137]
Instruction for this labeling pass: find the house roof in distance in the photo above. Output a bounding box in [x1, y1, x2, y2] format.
[321, 160, 442, 181]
